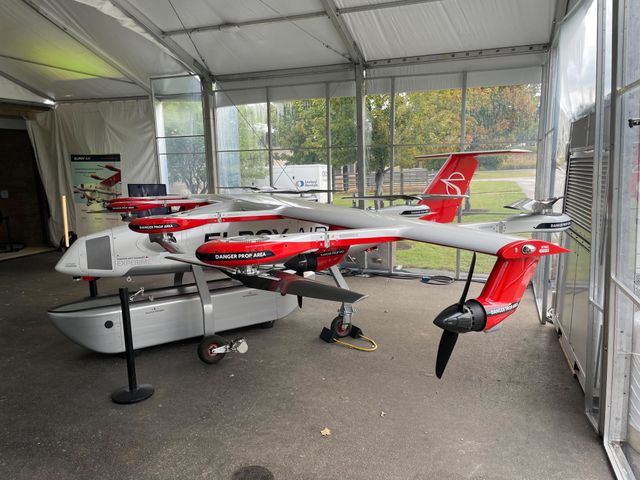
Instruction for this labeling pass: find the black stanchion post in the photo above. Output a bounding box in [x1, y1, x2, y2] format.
[89, 279, 98, 298]
[111, 287, 154, 404]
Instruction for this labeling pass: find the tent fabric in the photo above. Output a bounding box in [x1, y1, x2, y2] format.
[0, 76, 52, 105]
[335, 0, 555, 61]
[0, 0, 184, 101]
[27, 99, 157, 242]
[0, 0, 555, 103]
[171, 18, 349, 76]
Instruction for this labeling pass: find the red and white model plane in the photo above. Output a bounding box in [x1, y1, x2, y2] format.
[56, 150, 569, 377]
[74, 164, 122, 207]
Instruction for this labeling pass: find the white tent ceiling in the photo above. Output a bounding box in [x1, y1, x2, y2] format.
[0, 0, 561, 103]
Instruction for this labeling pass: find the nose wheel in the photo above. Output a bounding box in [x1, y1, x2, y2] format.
[197, 334, 227, 364]
[197, 335, 249, 364]
[330, 316, 352, 338]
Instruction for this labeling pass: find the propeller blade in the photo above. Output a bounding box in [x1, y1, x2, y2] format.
[297, 296, 303, 308]
[457, 252, 476, 311]
[435, 330, 459, 379]
[230, 270, 368, 304]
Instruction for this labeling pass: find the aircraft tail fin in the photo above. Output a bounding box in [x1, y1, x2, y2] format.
[417, 149, 530, 223]
[418, 153, 479, 223]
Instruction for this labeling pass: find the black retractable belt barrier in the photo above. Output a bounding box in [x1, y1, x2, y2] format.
[111, 287, 154, 404]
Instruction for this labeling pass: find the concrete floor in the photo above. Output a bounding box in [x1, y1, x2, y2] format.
[0, 252, 613, 480]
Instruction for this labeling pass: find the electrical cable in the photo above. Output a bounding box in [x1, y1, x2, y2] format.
[332, 334, 378, 352]
[166, 0, 212, 74]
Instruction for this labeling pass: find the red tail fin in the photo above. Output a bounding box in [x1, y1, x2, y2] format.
[417, 149, 530, 223]
[419, 153, 478, 223]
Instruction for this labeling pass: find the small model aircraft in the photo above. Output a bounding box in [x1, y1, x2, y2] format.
[89, 164, 121, 187]
[74, 164, 122, 207]
[55, 150, 570, 377]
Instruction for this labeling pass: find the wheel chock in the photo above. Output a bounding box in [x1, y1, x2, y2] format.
[319, 325, 377, 352]
[319, 327, 336, 343]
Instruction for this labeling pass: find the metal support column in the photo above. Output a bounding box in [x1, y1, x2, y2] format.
[202, 78, 218, 193]
[455, 72, 468, 280]
[355, 64, 366, 210]
[149, 80, 162, 184]
[326, 83, 332, 204]
[390, 78, 396, 197]
[266, 87, 274, 186]
[388, 78, 397, 273]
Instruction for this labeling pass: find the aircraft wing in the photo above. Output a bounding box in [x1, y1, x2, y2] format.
[269, 196, 515, 255]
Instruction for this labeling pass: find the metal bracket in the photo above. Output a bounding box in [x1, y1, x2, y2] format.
[192, 265, 216, 335]
[629, 118, 640, 128]
[129, 287, 145, 302]
[210, 338, 248, 354]
[329, 265, 354, 326]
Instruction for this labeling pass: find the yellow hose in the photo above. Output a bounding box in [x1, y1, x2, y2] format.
[332, 334, 378, 352]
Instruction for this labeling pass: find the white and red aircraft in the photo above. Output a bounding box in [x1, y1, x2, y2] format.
[55, 150, 569, 377]
[73, 164, 122, 207]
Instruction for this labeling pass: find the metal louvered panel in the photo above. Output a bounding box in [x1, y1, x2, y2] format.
[563, 152, 594, 244]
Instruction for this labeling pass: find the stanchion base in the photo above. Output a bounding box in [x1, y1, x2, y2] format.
[111, 384, 154, 404]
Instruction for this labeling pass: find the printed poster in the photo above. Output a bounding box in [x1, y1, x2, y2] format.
[71, 154, 122, 236]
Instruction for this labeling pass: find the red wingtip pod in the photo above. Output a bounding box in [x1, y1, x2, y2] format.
[477, 240, 570, 331]
[195, 237, 319, 267]
[432, 239, 568, 378]
[128, 216, 216, 233]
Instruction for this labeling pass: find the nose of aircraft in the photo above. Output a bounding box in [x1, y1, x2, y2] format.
[55, 238, 84, 276]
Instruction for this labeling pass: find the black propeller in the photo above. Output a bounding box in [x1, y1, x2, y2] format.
[433, 253, 486, 379]
[225, 269, 367, 304]
[295, 271, 304, 308]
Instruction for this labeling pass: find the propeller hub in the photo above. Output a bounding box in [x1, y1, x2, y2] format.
[433, 300, 486, 334]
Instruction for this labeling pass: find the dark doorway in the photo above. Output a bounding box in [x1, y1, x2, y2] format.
[0, 127, 49, 250]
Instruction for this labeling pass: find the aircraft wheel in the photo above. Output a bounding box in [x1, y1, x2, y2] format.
[197, 335, 226, 364]
[260, 320, 275, 329]
[330, 316, 352, 338]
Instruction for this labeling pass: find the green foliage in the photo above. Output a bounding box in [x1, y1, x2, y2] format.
[267, 85, 540, 187]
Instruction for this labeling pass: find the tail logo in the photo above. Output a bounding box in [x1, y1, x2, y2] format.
[440, 172, 466, 195]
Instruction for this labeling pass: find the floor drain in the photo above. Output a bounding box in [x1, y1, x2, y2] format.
[231, 465, 274, 480]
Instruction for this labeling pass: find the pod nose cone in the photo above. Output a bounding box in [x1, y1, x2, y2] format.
[55, 239, 84, 276]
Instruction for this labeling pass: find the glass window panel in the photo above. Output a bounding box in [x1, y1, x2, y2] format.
[624, 0, 640, 87]
[395, 88, 462, 157]
[156, 97, 204, 137]
[329, 96, 357, 200]
[272, 149, 329, 202]
[157, 136, 205, 155]
[330, 96, 356, 148]
[216, 103, 268, 152]
[365, 93, 391, 195]
[218, 150, 269, 188]
[270, 98, 326, 150]
[615, 87, 640, 294]
[160, 153, 206, 195]
[464, 84, 540, 152]
[152, 76, 207, 193]
[330, 146, 357, 199]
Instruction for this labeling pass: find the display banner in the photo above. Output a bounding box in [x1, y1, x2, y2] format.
[71, 154, 122, 236]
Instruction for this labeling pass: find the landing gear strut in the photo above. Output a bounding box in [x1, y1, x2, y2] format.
[320, 265, 374, 348]
[192, 265, 250, 365]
